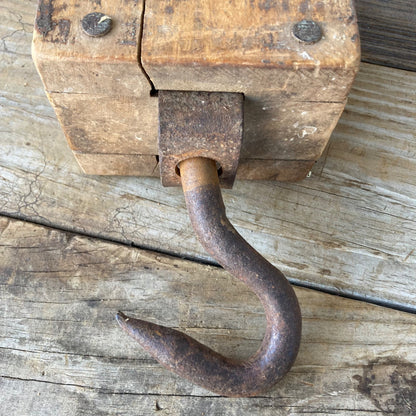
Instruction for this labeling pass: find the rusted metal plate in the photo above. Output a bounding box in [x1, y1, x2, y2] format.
[158, 91, 244, 188]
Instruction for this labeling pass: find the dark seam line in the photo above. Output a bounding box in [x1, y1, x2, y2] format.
[1, 210, 415, 316]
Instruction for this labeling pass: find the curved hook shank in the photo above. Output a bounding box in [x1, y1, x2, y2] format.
[117, 157, 301, 397]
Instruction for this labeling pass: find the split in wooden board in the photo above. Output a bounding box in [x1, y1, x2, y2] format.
[1, 216, 415, 415]
[32, 0, 360, 180]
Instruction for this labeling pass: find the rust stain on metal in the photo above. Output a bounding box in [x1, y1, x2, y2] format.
[158, 91, 244, 188]
[117, 158, 301, 396]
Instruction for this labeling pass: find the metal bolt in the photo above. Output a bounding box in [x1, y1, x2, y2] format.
[292, 20, 322, 44]
[81, 12, 112, 37]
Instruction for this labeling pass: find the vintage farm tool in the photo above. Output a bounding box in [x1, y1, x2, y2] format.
[117, 91, 302, 396]
[32, 0, 360, 397]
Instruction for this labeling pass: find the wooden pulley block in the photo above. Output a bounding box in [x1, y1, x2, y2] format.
[32, 0, 360, 182]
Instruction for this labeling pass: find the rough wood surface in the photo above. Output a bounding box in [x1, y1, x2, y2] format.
[31, 0, 159, 168]
[1, 217, 416, 415]
[142, 0, 359, 165]
[32, 0, 360, 179]
[143, 0, 360, 90]
[356, 0, 416, 71]
[1, 0, 416, 311]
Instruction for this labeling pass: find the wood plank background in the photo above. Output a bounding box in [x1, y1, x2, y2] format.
[1, 0, 416, 414]
[356, 0, 416, 71]
[1, 217, 416, 415]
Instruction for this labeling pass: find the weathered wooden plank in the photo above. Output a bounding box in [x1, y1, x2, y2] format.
[31, 0, 160, 174]
[142, 0, 360, 99]
[356, 0, 416, 71]
[1, 217, 416, 415]
[142, 0, 359, 168]
[1, 1, 416, 310]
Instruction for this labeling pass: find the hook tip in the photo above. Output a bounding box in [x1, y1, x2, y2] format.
[116, 311, 130, 326]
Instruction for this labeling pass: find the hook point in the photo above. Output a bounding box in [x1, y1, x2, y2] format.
[116, 311, 130, 326]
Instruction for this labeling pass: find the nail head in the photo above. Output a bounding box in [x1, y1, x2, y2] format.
[293, 20, 322, 44]
[82, 12, 112, 37]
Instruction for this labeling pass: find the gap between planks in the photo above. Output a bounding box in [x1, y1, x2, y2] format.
[0, 211, 415, 317]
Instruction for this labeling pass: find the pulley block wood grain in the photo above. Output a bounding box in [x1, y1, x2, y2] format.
[32, 0, 360, 182]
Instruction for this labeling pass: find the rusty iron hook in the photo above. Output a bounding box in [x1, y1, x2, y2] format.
[116, 157, 301, 397]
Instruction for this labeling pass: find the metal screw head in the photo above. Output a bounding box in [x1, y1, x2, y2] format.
[81, 12, 112, 37]
[292, 20, 322, 44]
